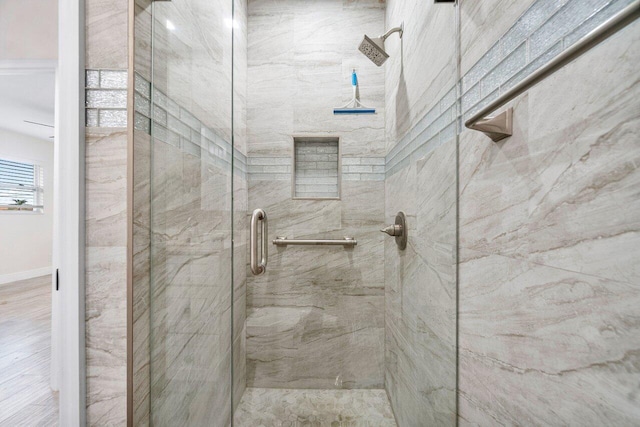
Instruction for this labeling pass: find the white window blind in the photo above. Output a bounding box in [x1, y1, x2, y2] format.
[0, 159, 44, 212]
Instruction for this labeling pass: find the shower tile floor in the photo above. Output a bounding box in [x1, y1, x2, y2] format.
[234, 388, 397, 426]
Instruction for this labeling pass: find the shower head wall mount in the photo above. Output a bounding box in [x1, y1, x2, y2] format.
[358, 23, 404, 66]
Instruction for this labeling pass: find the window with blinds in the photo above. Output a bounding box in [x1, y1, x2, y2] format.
[0, 159, 44, 212]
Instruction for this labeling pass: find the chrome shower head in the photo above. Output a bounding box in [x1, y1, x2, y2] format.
[358, 23, 403, 67]
[359, 36, 389, 66]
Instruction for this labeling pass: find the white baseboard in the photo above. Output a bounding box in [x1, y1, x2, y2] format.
[0, 267, 52, 285]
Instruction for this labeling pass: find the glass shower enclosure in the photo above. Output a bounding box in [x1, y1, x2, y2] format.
[132, 0, 238, 424]
[132, 0, 458, 425]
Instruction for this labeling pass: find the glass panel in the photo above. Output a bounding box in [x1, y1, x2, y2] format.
[235, 1, 457, 426]
[132, 0, 235, 425]
[134, 1, 457, 425]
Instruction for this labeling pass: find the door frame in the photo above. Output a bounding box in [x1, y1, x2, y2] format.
[57, 0, 86, 424]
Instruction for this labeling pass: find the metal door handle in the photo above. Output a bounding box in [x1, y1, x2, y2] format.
[250, 208, 268, 275]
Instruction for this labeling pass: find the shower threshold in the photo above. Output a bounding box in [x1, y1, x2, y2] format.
[234, 388, 397, 426]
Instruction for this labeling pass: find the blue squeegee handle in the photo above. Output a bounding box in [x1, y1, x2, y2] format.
[352, 69, 358, 87]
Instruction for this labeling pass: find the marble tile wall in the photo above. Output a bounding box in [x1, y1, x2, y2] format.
[234, 0, 250, 413]
[384, 0, 458, 155]
[457, 8, 640, 425]
[247, 0, 386, 157]
[383, 0, 640, 424]
[383, 0, 458, 425]
[85, 128, 128, 426]
[85, 0, 129, 425]
[147, 124, 234, 426]
[246, 0, 387, 390]
[460, 0, 636, 123]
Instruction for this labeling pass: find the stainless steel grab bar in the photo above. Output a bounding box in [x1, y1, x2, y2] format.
[250, 208, 268, 275]
[465, 0, 640, 141]
[272, 237, 357, 246]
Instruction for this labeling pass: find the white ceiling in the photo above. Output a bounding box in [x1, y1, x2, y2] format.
[0, 72, 56, 141]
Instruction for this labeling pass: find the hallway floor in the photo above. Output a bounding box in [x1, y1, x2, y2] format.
[0, 275, 58, 426]
[234, 388, 396, 426]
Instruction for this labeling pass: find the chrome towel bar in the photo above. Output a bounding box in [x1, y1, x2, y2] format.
[272, 237, 357, 246]
[465, 0, 640, 141]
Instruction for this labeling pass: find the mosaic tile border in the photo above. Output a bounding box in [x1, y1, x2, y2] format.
[84, 70, 247, 177]
[248, 157, 385, 182]
[85, 69, 128, 128]
[132, 73, 247, 178]
[385, 86, 457, 178]
[460, 0, 633, 121]
[342, 157, 385, 182]
[85, 0, 629, 179]
[385, 0, 633, 178]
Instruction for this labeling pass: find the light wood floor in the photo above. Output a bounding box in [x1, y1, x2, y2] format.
[0, 275, 58, 426]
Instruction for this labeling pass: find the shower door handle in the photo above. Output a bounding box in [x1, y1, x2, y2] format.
[250, 208, 268, 275]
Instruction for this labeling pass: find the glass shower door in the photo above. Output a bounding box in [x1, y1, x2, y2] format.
[147, 0, 235, 425]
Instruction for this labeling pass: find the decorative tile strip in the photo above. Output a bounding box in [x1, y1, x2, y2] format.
[461, 0, 633, 120]
[386, 0, 632, 178]
[247, 156, 386, 181]
[132, 73, 247, 179]
[384, 86, 457, 178]
[342, 157, 386, 181]
[248, 157, 292, 181]
[85, 69, 128, 128]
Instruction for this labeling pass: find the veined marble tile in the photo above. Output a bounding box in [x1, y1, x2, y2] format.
[145, 119, 235, 426]
[132, 130, 151, 427]
[85, 246, 127, 426]
[459, 0, 537, 76]
[459, 22, 640, 284]
[247, 64, 295, 156]
[134, 0, 152, 82]
[85, 128, 128, 247]
[85, 122, 129, 427]
[247, 101, 385, 392]
[458, 248, 640, 426]
[385, 0, 457, 155]
[234, 388, 396, 426]
[86, 0, 128, 69]
[247, 9, 294, 67]
[151, 0, 233, 140]
[134, 0, 241, 412]
[457, 14, 640, 426]
[384, 166, 456, 425]
[248, 0, 386, 160]
[246, 304, 383, 389]
[246, 226, 385, 388]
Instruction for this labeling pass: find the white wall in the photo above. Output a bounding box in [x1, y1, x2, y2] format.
[0, 127, 54, 282]
[0, 0, 58, 61]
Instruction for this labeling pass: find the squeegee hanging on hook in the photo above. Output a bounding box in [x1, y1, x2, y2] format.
[333, 69, 376, 115]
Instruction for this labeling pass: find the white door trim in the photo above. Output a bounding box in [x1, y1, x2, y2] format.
[57, 0, 86, 424]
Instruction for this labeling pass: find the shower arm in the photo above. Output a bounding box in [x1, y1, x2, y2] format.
[380, 24, 403, 41]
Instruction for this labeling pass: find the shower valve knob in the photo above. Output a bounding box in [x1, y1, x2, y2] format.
[381, 212, 407, 250]
[381, 224, 402, 236]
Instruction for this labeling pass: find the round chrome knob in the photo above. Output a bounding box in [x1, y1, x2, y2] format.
[380, 212, 407, 250]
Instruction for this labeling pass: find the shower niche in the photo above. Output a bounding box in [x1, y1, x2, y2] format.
[292, 136, 341, 200]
